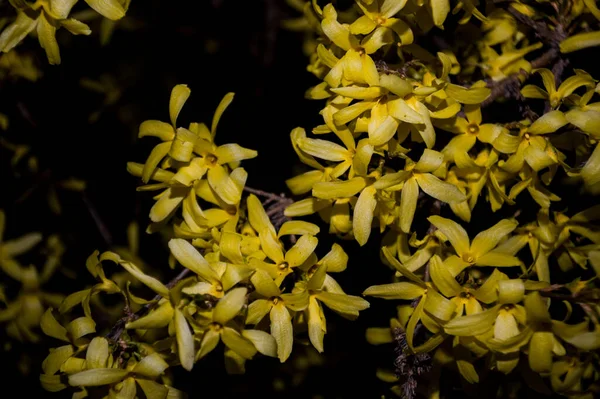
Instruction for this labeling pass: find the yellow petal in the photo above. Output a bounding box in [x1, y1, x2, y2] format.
[149, 187, 186, 223]
[284, 197, 331, 217]
[470, 219, 518, 258]
[40, 308, 69, 342]
[415, 149, 444, 173]
[196, 328, 220, 360]
[321, 4, 358, 51]
[497, 279, 525, 304]
[126, 301, 173, 329]
[133, 352, 169, 378]
[298, 137, 349, 161]
[246, 298, 273, 325]
[349, 15, 377, 35]
[313, 177, 367, 199]
[308, 296, 326, 352]
[386, 98, 422, 125]
[316, 291, 370, 315]
[380, 74, 412, 97]
[333, 101, 376, 125]
[474, 251, 522, 267]
[103, 253, 169, 298]
[445, 83, 491, 104]
[250, 270, 280, 298]
[416, 173, 466, 204]
[353, 185, 377, 246]
[270, 302, 293, 362]
[214, 287, 247, 325]
[429, 255, 461, 297]
[37, 13, 60, 65]
[581, 143, 600, 188]
[528, 331, 554, 373]
[0, 12, 38, 54]
[215, 143, 257, 165]
[444, 306, 499, 336]
[142, 142, 171, 183]
[399, 176, 419, 233]
[247, 194, 275, 233]
[429, 0, 450, 27]
[363, 282, 426, 299]
[565, 109, 600, 136]
[242, 329, 277, 357]
[168, 238, 219, 282]
[285, 235, 318, 266]
[207, 164, 242, 205]
[427, 215, 469, 256]
[222, 327, 257, 359]
[319, 243, 348, 272]
[560, 30, 600, 53]
[84, 0, 126, 20]
[68, 369, 129, 386]
[174, 308, 194, 371]
[330, 86, 385, 100]
[424, 289, 456, 321]
[528, 110, 568, 135]
[369, 115, 399, 146]
[86, 337, 109, 369]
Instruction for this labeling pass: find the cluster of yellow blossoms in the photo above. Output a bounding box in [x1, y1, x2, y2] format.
[283, 1, 600, 397]
[0, 0, 130, 65]
[39, 85, 370, 398]
[32, 1, 600, 398]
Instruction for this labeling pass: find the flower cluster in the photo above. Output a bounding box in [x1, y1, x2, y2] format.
[282, 1, 600, 397]
[0, 0, 130, 65]
[39, 84, 370, 397]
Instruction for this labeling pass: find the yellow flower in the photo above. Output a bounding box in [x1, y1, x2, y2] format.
[396, 149, 467, 233]
[0, 0, 93, 65]
[364, 250, 455, 352]
[302, 256, 369, 352]
[351, 0, 413, 46]
[437, 103, 508, 164]
[130, 86, 257, 223]
[452, 148, 514, 212]
[521, 68, 595, 109]
[246, 270, 308, 362]
[493, 115, 564, 174]
[428, 215, 522, 276]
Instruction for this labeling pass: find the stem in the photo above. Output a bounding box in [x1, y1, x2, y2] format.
[106, 268, 192, 342]
[82, 192, 113, 248]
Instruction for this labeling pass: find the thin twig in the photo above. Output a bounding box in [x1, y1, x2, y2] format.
[82, 192, 113, 248]
[243, 185, 294, 230]
[106, 267, 192, 342]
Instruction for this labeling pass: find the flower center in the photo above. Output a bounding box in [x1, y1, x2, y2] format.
[271, 297, 281, 305]
[467, 123, 479, 134]
[206, 153, 218, 165]
[524, 133, 531, 140]
[210, 322, 222, 331]
[502, 304, 515, 312]
[375, 16, 386, 25]
[462, 253, 475, 263]
[278, 262, 289, 271]
[215, 284, 223, 292]
[459, 292, 472, 299]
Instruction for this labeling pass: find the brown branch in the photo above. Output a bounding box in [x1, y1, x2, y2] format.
[106, 267, 192, 342]
[243, 186, 294, 230]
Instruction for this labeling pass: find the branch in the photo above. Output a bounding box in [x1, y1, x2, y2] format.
[481, 48, 560, 110]
[106, 267, 191, 342]
[243, 186, 293, 230]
